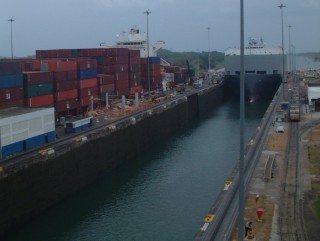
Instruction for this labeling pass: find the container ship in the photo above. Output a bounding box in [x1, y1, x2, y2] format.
[0, 27, 194, 159]
[224, 38, 283, 102]
[0, 26, 227, 237]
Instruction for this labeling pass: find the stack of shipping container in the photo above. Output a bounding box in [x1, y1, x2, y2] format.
[0, 48, 178, 118]
[23, 71, 54, 107]
[95, 48, 130, 96]
[141, 57, 162, 90]
[0, 61, 24, 108]
[37, 59, 79, 117]
[128, 50, 142, 94]
[164, 65, 184, 83]
[97, 74, 114, 101]
[76, 58, 98, 112]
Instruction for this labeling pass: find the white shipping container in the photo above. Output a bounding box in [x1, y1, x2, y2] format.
[0, 107, 55, 148]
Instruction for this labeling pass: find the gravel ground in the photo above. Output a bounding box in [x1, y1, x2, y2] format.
[246, 103, 320, 241]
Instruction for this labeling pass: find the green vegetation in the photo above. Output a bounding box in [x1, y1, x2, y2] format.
[314, 199, 320, 219]
[309, 145, 320, 176]
[158, 49, 224, 71]
[308, 143, 320, 219]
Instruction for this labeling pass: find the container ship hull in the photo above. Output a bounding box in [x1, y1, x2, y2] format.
[224, 38, 284, 102]
[225, 73, 282, 102]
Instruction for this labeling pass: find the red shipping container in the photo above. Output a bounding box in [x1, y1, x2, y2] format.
[115, 79, 129, 90]
[130, 85, 142, 94]
[79, 95, 98, 107]
[110, 64, 129, 73]
[55, 98, 79, 112]
[78, 87, 98, 98]
[98, 56, 112, 65]
[55, 80, 78, 91]
[76, 58, 97, 69]
[0, 87, 23, 101]
[23, 71, 53, 85]
[97, 66, 109, 75]
[110, 55, 128, 65]
[129, 50, 140, 58]
[115, 73, 129, 81]
[98, 84, 115, 93]
[31, 59, 41, 71]
[141, 63, 161, 70]
[116, 88, 129, 97]
[105, 48, 129, 57]
[97, 74, 114, 85]
[129, 72, 141, 82]
[67, 70, 77, 81]
[79, 78, 97, 89]
[97, 56, 128, 66]
[77, 48, 106, 57]
[54, 89, 78, 102]
[36, 49, 72, 59]
[129, 64, 141, 73]
[129, 57, 140, 65]
[164, 65, 181, 73]
[53, 71, 68, 82]
[22, 62, 33, 72]
[25, 94, 54, 107]
[38, 59, 77, 72]
[129, 79, 142, 88]
[35, 50, 56, 59]
[0, 99, 24, 108]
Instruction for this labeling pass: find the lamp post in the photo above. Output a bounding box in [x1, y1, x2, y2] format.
[144, 10, 151, 93]
[196, 49, 200, 78]
[278, 3, 286, 94]
[207, 27, 211, 71]
[8, 18, 15, 59]
[291, 44, 297, 83]
[238, 0, 245, 240]
[288, 24, 292, 75]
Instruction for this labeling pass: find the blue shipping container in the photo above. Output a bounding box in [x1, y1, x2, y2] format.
[77, 68, 97, 80]
[148, 57, 161, 64]
[46, 131, 56, 142]
[64, 122, 92, 133]
[24, 134, 45, 150]
[1, 141, 24, 159]
[0, 74, 23, 89]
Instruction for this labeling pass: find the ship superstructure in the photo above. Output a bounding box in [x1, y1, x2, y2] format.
[101, 27, 165, 58]
[224, 38, 284, 101]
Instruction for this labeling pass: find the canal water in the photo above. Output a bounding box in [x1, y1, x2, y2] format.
[6, 99, 270, 241]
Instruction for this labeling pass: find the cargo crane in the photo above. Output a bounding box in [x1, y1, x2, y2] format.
[186, 60, 194, 86]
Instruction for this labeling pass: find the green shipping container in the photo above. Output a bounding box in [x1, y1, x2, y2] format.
[24, 82, 53, 97]
[96, 56, 104, 65]
[71, 49, 78, 57]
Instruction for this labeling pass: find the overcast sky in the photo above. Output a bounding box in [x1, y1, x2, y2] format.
[1, 0, 319, 57]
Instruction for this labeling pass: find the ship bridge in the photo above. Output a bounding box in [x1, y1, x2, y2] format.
[101, 27, 165, 58]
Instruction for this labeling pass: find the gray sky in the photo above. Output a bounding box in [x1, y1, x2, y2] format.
[1, 0, 319, 57]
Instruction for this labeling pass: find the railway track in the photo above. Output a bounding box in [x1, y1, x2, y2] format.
[278, 120, 309, 241]
[264, 153, 276, 182]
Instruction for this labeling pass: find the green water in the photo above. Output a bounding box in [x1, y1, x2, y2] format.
[6, 99, 270, 241]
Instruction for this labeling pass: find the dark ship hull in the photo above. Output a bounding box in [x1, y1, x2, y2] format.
[225, 74, 282, 102]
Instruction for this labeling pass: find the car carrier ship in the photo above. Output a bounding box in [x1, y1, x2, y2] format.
[224, 37, 283, 102]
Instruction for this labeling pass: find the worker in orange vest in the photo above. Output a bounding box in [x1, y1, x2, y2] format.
[245, 221, 253, 237]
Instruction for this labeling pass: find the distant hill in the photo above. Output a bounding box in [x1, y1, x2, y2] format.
[297, 52, 320, 62]
[158, 49, 224, 71]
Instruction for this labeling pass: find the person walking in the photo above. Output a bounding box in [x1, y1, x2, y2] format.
[245, 221, 253, 237]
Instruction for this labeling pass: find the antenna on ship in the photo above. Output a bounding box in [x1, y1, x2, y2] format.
[8, 18, 15, 59]
[277, 2, 286, 93]
[144, 9, 151, 93]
